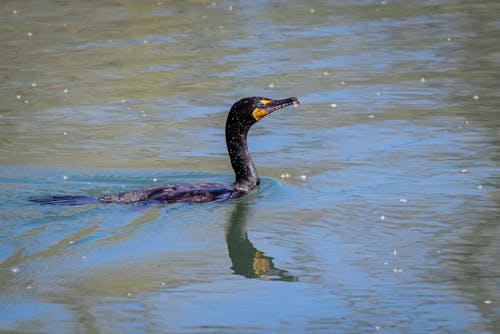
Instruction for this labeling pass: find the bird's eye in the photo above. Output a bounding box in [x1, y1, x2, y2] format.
[255, 102, 263, 108]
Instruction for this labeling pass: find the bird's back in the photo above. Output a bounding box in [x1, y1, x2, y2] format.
[98, 183, 236, 204]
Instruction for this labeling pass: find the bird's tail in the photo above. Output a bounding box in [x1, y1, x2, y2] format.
[29, 195, 100, 206]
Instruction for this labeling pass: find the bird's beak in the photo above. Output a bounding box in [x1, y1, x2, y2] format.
[252, 97, 300, 121]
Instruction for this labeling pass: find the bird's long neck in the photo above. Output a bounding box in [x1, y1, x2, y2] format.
[225, 123, 259, 192]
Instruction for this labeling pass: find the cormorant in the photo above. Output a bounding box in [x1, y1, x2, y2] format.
[32, 96, 300, 205]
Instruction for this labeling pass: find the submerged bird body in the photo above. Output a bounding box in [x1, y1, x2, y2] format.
[32, 96, 299, 205]
[98, 183, 235, 204]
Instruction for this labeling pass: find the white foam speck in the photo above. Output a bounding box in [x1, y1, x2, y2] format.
[121, 99, 126, 103]
[11, 267, 19, 273]
[63, 88, 68, 93]
[268, 83, 274, 88]
[399, 197, 407, 202]
[323, 71, 329, 76]
[380, 215, 386, 221]
[153, 178, 158, 182]
[280, 173, 290, 178]
[484, 300, 492, 304]
[310, 9, 315, 13]
[473, 95, 479, 100]
[330, 103, 337, 108]
[393, 249, 397, 256]
[63, 132, 67, 136]
[63, 175, 68, 180]
[27, 32, 33, 37]
[420, 77, 426, 83]
[17, 95, 21, 99]
[82, 256, 87, 260]
[477, 185, 483, 189]
[227, 6, 233, 11]
[299, 175, 307, 180]
[369, 115, 375, 118]
[31, 82, 37, 87]
[461, 168, 468, 173]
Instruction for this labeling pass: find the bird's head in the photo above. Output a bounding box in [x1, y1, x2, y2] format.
[227, 96, 300, 131]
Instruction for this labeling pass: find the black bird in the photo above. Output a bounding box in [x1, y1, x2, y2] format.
[32, 96, 300, 205]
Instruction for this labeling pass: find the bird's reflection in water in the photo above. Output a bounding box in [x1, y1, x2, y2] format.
[225, 200, 298, 282]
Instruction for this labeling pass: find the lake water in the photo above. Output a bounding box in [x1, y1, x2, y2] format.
[1, 1, 499, 333]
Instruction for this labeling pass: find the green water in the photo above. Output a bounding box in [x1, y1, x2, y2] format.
[1, 1, 499, 333]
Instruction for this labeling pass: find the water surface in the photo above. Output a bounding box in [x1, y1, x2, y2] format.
[1, 1, 499, 333]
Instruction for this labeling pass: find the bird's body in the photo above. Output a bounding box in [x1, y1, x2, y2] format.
[99, 183, 235, 204]
[31, 96, 299, 205]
